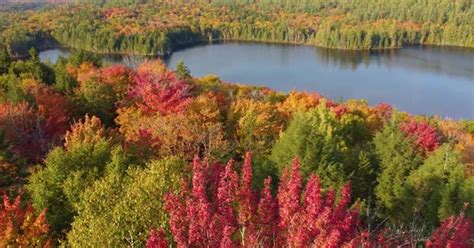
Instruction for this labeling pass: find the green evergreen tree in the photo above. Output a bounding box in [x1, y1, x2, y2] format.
[373, 123, 423, 223]
[175, 60, 191, 80]
[54, 57, 77, 94]
[270, 105, 350, 190]
[8, 47, 54, 84]
[28, 47, 39, 62]
[407, 144, 474, 226]
[0, 45, 12, 74]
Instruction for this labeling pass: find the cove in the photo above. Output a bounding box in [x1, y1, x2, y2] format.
[39, 43, 474, 120]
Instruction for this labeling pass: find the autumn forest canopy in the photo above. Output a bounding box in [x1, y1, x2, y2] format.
[0, 0, 474, 247]
[0, 0, 473, 57]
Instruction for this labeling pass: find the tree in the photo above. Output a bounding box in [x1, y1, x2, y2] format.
[100, 64, 134, 99]
[374, 122, 423, 223]
[276, 91, 324, 120]
[146, 229, 168, 248]
[129, 61, 193, 116]
[67, 157, 187, 247]
[8, 48, 54, 84]
[425, 205, 473, 248]
[53, 57, 77, 94]
[157, 153, 361, 247]
[0, 148, 19, 191]
[271, 105, 354, 191]
[27, 116, 114, 233]
[73, 64, 118, 126]
[28, 47, 39, 62]
[68, 50, 101, 68]
[0, 102, 40, 161]
[0, 45, 12, 74]
[227, 98, 283, 155]
[400, 119, 440, 153]
[407, 144, 474, 225]
[0, 81, 70, 162]
[117, 94, 229, 161]
[175, 60, 191, 80]
[0, 192, 51, 247]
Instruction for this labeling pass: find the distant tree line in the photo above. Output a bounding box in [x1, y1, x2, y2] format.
[0, 0, 472, 56]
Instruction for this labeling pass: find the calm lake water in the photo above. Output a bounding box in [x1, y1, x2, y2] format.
[39, 43, 474, 119]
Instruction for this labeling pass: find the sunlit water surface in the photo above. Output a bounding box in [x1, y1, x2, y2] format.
[39, 43, 474, 119]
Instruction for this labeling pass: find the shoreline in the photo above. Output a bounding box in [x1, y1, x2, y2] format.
[22, 38, 474, 60]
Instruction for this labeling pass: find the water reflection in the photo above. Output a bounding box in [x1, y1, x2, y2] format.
[314, 46, 474, 80]
[314, 48, 375, 70]
[102, 54, 155, 68]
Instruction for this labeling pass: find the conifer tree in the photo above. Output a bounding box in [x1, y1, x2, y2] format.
[374, 123, 423, 223]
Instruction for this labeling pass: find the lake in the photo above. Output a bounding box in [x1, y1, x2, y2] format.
[39, 43, 474, 119]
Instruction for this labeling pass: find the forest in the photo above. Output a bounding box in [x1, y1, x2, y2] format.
[0, 0, 473, 57]
[0, 43, 473, 246]
[0, 0, 473, 247]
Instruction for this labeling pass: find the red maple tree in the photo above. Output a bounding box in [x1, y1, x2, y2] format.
[128, 63, 193, 116]
[400, 119, 440, 152]
[0, 192, 51, 247]
[425, 204, 473, 248]
[150, 153, 361, 247]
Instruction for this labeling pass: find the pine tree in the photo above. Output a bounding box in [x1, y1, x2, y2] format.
[270, 105, 349, 189]
[175, 60, 191, 80]
[0, 45, 12, 74]
[374, 123, 423, 223]
[407, 144, 474, 225]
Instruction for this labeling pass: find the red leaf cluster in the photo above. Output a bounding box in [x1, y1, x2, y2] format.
[146, 229, 168, 248]
[331, 104, 348, 118]
[426, 205, 473, 248]
[31, 85, 70, 145]
[0, 192, 51, 247]
[101, 64, 133, 81]
[400, 119, 440, 152]
[374, 102, 393, 120]
[128, 63, 193, 116]
[0, 102, 38, 159]
[146, 151, 472, 248]
[0, 82, 70, 161]
[152, 153, 361, 247]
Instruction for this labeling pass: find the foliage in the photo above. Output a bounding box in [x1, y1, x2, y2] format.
[157, 153, 361, 247]
[0, 192, 51, 247]
[0, 82, 69, 162]
[271, 104, 376, 201]
[129, 61, 193, 116]
[400, 119, 440, 153]
[53, 57, 77, 94]
[0, 53, 470, 245]
[8, 48, 54, 84]
[0, 45, 12, 74]
[271, 105, 348, 179]
[2, 1, 472, 58]
[374, 122, 423, 223]
[67, 157, 187, 247]
[175, 60, 191, 80]
[438, 120, 474, 175]
[228, 98, 283, 155]
[27, 116, 114, 233]
[117, 91, 228, 161]
[146, 229, 168, 248]
[407, 145, 474, 225]
[425, 205, 473, 248]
